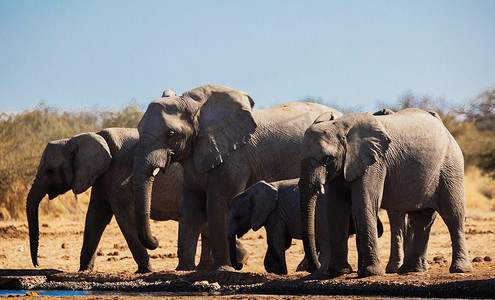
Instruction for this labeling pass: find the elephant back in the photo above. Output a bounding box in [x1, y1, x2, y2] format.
[253, 102, 342, 130]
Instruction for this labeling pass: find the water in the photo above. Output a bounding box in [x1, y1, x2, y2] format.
[0, 290, 203, 297]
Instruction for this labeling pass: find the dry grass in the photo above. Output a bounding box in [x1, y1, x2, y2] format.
[464, 166, 495, 211]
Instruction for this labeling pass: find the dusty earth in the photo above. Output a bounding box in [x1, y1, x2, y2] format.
[1, 209, 494, 298]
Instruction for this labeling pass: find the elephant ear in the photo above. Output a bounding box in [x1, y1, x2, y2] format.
[66, 133, 112, 194]
[249, 181, 278, 231]
[193, 90, 257, 173]
[313, 111, 336, 124]
[343, 113, 391, 182]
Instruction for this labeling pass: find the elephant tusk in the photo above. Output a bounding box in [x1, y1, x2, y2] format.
[319, 184, 325, 194]
[293, 185, 300, 192]
[121, 174, 133, 186]
[152, 168, 160, 177]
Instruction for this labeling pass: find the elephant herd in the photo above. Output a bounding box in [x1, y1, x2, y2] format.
[27, 85, 473, 278]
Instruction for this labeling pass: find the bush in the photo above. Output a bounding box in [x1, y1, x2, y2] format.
[101, 103, 144, 128]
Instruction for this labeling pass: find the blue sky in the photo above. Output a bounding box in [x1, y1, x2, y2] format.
[1, 0, 494, 113]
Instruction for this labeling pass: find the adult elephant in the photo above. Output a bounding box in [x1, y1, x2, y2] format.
[26, 127, 246, 273]
[132, 85, 341, 271]
[298, 108, 473, 277]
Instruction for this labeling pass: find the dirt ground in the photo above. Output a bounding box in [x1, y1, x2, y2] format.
[1, 209, 495, 298]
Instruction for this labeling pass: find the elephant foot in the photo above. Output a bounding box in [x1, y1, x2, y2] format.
[78, 266, 94, 272]
[196, 259, 214, 271]
[303, 272, 330, 280]
[209, 264, 235, 272]
[327, 263, 353, 278]
[449, 259, 473, 273]
[266, 267, 288, 275]
[135, 265, 153, 273]
[358, 263, 385, 278]
[398, 259, 428, 275]
[176, 262, 197, 271]
[385, 262, 401, 273]
[296, 259, 306, 272]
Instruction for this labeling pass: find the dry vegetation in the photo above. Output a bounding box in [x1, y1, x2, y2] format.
[1, 86, 495, 220]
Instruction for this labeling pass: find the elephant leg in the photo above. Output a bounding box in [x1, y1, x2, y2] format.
[112, 203, 153, 273]
[177, 189, 206, 271]
[437, 175, 473, 273]
[196, 224, 214, 270]
[351, 177, 386, 277]
[206, 192, 233, 270]
[205, 172, 247, 271]
[386, 210, 407, 273]
[315, 219, 330, 274]
[264, 225, 288, 275]
[403, 214, 414, 258]
[79, 191, 113, 271]
[398, 209, 436, 274]
[327, 184, 353, 276]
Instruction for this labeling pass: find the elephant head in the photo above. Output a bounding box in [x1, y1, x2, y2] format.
[298, 112, 391, 271]
[227, 181, 278, 269]
[27, 132, 112, 267]
[133, 85, 256, 250]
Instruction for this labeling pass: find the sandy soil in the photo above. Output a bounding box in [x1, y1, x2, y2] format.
[1, 209, 494, 298]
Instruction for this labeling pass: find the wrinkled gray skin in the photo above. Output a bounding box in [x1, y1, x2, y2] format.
[299, 108, 473, 277]
[228, 179, 330, 275]
[26, 127, 247, 273]
[373, 108, 415, 273]
[374, 108, 438, 273]
[133, 85, 341, 271]
[385, 210, 414, 273]
[228, 179, 388, 275]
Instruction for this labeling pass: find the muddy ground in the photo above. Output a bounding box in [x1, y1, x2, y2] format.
[1, 209, 494, 298]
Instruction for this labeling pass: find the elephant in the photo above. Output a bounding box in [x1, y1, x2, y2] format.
[373, 108, 438, 273]
[227, 179, 330, 275]
[26, 127, 248, 273]
[132, 84, 342, 271]
[298, 108, 473, 277]
[227, 179, 389, 275]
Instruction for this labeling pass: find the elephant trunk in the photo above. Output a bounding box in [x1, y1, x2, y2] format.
[26, 181, 46, 267]
[133, 148, 172, 250]
[228, 234, 243, 270]
[299, 161, 326, 273]
[134, 171, 159, 250]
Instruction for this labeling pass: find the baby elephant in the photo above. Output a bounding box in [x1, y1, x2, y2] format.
[228, 178, 385, 275]
[228, 179, 328, 275]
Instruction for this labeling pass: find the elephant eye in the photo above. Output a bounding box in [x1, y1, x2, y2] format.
[47, 168, 54, 175]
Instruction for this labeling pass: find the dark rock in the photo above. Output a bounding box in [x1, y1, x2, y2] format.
[433, 256, 447, 263]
